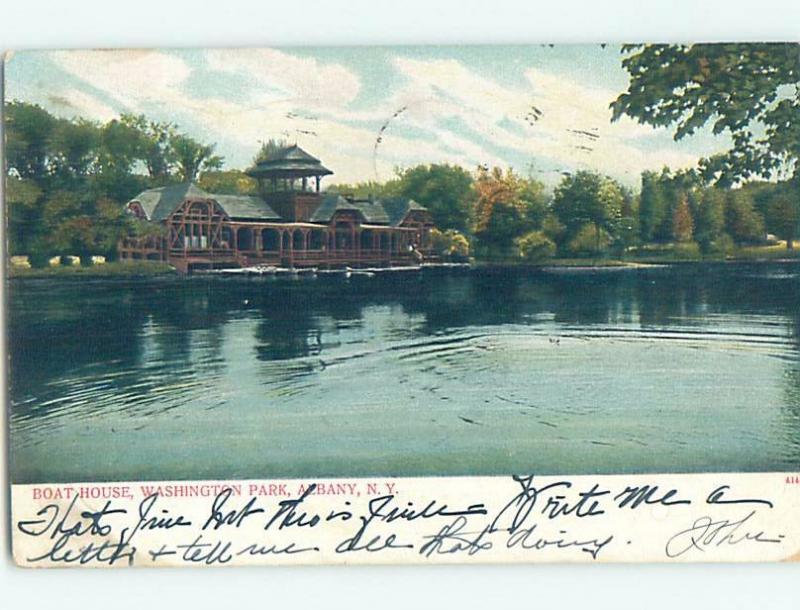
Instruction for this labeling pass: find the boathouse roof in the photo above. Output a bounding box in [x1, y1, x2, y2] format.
[213, 194, 282, 220]
[246, 144, 333, 179]
[132, 183, 210, 221]
[128, 185, 428, 226]
[129, 183, 281, 222]
[380, 197, 428, 226]
[310, 194, 390, 224]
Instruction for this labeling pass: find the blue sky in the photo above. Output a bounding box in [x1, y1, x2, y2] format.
[4, 46, 732, 188]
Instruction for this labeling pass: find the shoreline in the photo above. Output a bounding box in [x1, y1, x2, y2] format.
[7, 253, 800, 280]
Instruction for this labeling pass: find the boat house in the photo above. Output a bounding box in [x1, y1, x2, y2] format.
[119, 145, 436, 273]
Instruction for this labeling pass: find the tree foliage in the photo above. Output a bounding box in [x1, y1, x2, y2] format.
[472, 166, 547, 256]
[169, 134, 224, 182]
[672, 194, 694, 242]
[4, 101, 226, 262]
[552, 171, 624, 254]
[516, 231, 556, 262]
[395, 164, 476, 232]
[612, 43, 800, 185]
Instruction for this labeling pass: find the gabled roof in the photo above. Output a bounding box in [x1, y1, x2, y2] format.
[310, 194, 391, 224]
[246, 145, 333, 178]
[130, 183, 211, 221]
[380, 197, 428, 226]
[213, 195, 281, 220]
[129, 183, 280, 222]
[309, 194, 362, 222]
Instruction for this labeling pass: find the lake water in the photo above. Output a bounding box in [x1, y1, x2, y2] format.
[7, 263, 800, 483]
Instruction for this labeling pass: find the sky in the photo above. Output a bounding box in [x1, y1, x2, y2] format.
[4, 46, 733, 189]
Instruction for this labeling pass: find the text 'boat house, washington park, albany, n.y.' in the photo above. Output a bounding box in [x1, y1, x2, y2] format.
[118, 145, 436, 273]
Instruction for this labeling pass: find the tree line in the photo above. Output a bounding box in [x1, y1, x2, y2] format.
[5, 101, 224, 264]
[329, 162, 799, 262]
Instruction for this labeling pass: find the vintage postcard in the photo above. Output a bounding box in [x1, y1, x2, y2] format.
[4, 44, 800, 567]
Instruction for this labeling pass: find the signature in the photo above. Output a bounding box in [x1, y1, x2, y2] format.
[665, 510, 784, 558]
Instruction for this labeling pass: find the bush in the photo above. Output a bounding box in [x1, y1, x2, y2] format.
[430, 228, 470, 260]
[673, 241, 701, 259]
[565, 224, 611, 256]
[702, 233, 736, 258]
[27, 252, 52, 269]
[516, 231, 556, 262]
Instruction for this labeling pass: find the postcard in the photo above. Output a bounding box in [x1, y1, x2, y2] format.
[4, 44, 800, 567]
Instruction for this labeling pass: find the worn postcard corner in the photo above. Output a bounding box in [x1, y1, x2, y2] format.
[4, 43, 800, 568]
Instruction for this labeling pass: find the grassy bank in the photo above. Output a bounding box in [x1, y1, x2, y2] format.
[474, 244, 800, 268]
[8, 261, 176, 278]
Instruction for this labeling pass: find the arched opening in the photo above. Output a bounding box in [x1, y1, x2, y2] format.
[309, 230, 325, 250]
[221, 227, 233, 249]
[236, 227, 254, 251]
[293, 230, 306, 251]
[261, 228, 280, 252]
[360, 229, 375, 251]
[379, 232, 389, 251]
[335, 222, 354, 250]
[282, 231, 291, 251]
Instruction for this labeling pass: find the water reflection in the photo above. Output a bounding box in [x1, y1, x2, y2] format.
[7, 263, 800, 482]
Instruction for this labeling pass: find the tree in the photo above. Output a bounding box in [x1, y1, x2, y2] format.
[612, 44, 800, 185]
[614, 186, 640, 254]
[672, 194, 694, 242]
[552, 171, 624, 254]
[741, 179, 800, 249]
[4, 101, 57, 179]
[765, 186, 800, 249]
[639, 171, 668, 243]
[326, 179, 401, 199]
[430, 228, 470, 260]
[694, 187, 727, 252]
[120, 114, 177, 179]
[51, 118, 100, 180]
[725, 189, 765, 243]
[516, 231, 556, 262]
[396, 164, 476, 232]
[5, 177, 43, 255]
[472, 166, 546, 256]
[169, 134, 224, 182]
[199, 170, 258, 195]
[252, 138, 289, 165]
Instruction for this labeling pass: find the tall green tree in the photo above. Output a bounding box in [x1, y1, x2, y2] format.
[765, 189, 800, 248]
[169, 134, 224, 182]
[119, 113, 177, 179]
[725, 189, 765, 243]
[694, 187, 727, 251]
[51, 118, 100, 180]
[552, 171, 624, 254]
[4, 101, 57, 179]
[5, 177, 43, 256]
[396, 164, 476, 232]
[639, 170, 668, 242]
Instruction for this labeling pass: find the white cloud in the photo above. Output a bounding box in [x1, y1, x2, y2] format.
[50, 49, 192, 111]
[45, 88, 117, 122]
[205, 48, 361, 108]
[37, 48, 726, 186]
